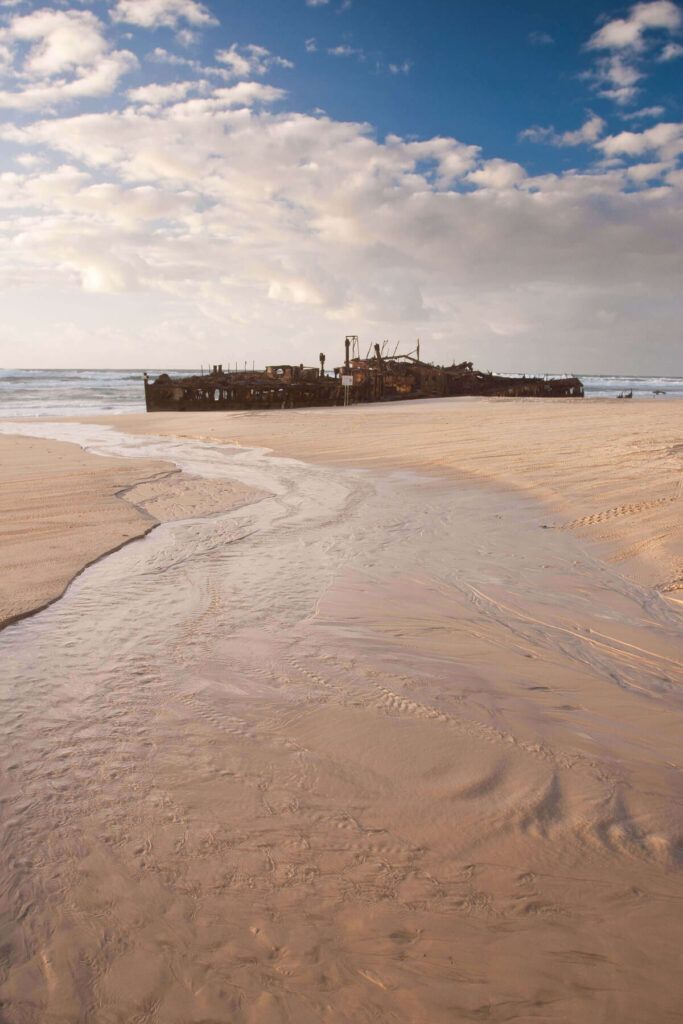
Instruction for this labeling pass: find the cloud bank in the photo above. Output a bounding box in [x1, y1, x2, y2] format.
[0, 1, 681, 372]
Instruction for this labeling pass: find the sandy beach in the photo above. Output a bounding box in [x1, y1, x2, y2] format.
[1, 399, 682, 1023]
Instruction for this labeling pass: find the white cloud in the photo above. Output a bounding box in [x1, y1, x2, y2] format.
[621, 104, 666, 119]
[626, 160, 671, 180]
[519, 125, 551, 144]
[305, 0, 329, 6]
[666, 166, 683, 186]
[659, 40, 683, 58]
[147, 46, 195, 66]
[328, 44, 364, 58]
[587, 52, 644, 104]
[0, 22, 681, 372]
[0, 39, 12, 71]
[165, 82, 286, 114]
[0, 8, 137, 109]
[15, 152, 46, 170]
[466, 158, 526, 189]
[176, 28, 199, 47]
[215, 44, 294, 79]
[585, 1, 683, 104]
[2, 8, 108, 75]
[386, 134, 480, 185]
[326, 42, 408, 73]
[128, 79, 204, 105]
[146, 46, 273, 84]
[305, 37, 317, 53]
[0, 53, 138, 111]
[7, 98, 677, 318]
[587, 1, 681, 51]
[596, 121, 683, 158]
[521, 113, 606, 147]
[111, 0, 217, 29]
[561, 114, 606, 145]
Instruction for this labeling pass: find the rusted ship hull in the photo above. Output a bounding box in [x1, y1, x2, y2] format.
[144, 340, 583, 412]
[144, 374, 344, 412]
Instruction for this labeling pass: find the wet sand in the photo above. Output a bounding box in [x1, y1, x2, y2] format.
[0, 409, 682, 1023]
[0, 433, 261, 628]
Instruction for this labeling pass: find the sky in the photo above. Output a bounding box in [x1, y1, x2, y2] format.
[0, 0, 681, 372]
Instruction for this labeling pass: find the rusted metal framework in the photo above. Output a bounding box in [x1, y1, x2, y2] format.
[144, 339, 583, 411]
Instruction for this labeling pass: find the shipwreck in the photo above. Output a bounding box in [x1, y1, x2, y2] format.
[144, 337, 583, 412]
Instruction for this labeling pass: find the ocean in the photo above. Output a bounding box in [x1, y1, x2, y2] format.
[0, 368, 682, 417]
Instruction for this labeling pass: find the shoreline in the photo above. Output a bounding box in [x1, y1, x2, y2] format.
[0, 434, 167, 630]
[0, 431, 263, 630]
